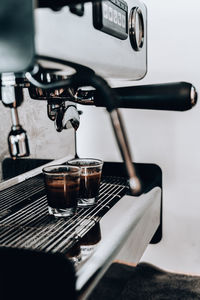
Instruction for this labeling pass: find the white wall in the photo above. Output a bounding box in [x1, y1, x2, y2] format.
[77, 0, 200, 274]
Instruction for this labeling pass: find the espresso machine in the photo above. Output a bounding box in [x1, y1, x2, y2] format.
[0, 1, 197, 299]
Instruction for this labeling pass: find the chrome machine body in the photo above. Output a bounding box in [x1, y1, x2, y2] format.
[35, 0, 147, 80]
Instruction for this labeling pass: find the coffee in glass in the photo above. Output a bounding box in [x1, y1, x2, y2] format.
[42, 165, 81, 217]
[67, 158, 103, 207]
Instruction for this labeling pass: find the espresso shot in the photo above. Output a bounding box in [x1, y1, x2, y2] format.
[45, 179, 79, 209]
[80, 172, 101, 199]
[43, 165, 80, 217]
[67, 158, 103, 207]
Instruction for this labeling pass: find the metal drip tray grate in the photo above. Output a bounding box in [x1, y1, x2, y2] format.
[0, 175, 128, 254]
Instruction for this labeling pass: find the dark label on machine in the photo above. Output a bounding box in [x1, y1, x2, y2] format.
[93, 0, 128, 40]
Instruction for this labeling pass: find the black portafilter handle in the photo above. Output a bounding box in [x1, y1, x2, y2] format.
[93, 82, 197, 111]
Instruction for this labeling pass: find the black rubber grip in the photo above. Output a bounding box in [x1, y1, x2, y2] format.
[94, 82, 197, 111]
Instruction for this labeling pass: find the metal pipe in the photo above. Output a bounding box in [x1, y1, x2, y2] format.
[109, 109, 141, 195]
[10, 106, 20, 127]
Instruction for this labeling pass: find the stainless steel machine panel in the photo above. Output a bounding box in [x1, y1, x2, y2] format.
[35, 0, 147, 80]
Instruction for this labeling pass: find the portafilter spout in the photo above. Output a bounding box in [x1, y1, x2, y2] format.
[28, 68, 80, 132]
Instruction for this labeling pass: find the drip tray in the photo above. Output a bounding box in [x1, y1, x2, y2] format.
[0, 161, 162, 254]
[0, 160, 162, 299]
[0, 174, 128, 254]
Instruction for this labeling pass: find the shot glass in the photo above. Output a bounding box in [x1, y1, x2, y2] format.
[67, 158, 103, 207]
[42, 165, 81, 217]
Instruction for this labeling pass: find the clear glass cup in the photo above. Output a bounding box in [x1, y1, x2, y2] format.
[67, 158, 103, 207]
[42, 165, 81, 217]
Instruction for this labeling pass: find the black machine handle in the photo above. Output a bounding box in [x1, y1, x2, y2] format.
[93, 82, 197, 111]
